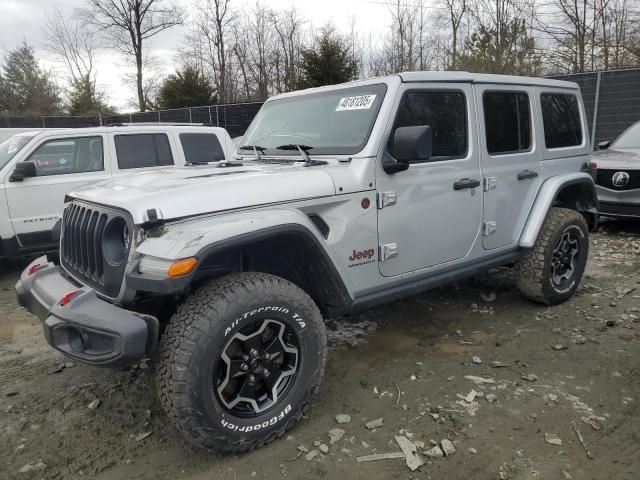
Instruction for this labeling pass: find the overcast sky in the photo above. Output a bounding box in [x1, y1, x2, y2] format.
[0, 0, 397, 112]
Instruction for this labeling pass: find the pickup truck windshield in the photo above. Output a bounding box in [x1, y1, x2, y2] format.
[240, 83, 387, 156]
[0, 134, 33, 172]
[612, 122, 640, 151]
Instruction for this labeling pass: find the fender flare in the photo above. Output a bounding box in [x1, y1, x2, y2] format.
[519, 172, 597, 248]
[133, 209, 354, 311]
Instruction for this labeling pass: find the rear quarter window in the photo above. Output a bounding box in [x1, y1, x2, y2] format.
[180, 133, 225, 163]
[115, 134, 174, 169]
[540, 93, 583, 149]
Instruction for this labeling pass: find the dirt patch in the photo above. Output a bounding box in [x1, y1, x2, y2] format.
[1, 222, 639, 480]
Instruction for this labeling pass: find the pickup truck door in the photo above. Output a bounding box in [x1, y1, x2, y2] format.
[376, 83, 483, 277]
[4, 134, 111, 249]
[473, 85, 541, 249]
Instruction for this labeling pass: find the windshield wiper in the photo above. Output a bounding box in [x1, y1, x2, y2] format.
[238, 144, 266, 161]
[275, 144, 327, 166]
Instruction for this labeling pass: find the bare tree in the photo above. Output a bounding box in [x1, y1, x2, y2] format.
[43, 8, 115, 114]
[82, 0, 184, 111]
[611, 0, 630, 67]
[271, 7, 304, 92]
[44, 8, 97, 87]
[442, 0, 468, 69]
[195, 0, 235, 102]
[536, 0, 597, 73]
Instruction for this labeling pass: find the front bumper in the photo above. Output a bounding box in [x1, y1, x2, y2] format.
[596, 185, 640, 218]
[15, 256, 158, 367]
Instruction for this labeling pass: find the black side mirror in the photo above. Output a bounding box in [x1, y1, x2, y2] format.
[384, 125, 432, 174]
[9, 161, 37, 182]
[393, 125, 432, 161]
[598, 140, 611, 150]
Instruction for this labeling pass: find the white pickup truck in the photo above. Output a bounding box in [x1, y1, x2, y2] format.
[0, 124, 234, 259]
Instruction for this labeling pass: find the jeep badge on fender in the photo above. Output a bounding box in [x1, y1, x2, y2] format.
[349, 248, 375, 261]
[15, 72, 597, 454]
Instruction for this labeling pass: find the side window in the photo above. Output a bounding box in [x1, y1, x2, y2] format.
[26, 136, 103, 176]
[180, 133, 225, 163]
[483, 91, 531, 155]
[115, 134, 175, 169]
[540, 93, 583, 148]
[27, 137, 104, 177]
[392, 91, 467, 160]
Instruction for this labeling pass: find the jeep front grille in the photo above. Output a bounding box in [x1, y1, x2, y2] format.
[61, 201, 132, 298]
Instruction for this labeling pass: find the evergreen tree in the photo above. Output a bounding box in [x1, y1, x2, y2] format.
[67, 75, 116, 115]
[458, 19, 541, 76]
[0, 73, 9, 114]
[298, 27, 358, 89]
[156, 66, 217, 109]
[1, 42, 62, 115]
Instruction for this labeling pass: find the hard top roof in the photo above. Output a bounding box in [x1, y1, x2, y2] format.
[269, 71, 578, 101]
[399, 71, 578, 88]
[20, 124, 229, 137]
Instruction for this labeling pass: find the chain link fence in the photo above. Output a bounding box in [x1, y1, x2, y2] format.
[550, 68, 640, 147]
[0, 101, 264, 138]
[2, 69, 639, 145]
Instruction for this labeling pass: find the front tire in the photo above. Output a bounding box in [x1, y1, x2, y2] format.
[516, 207, 589, 305]
[156, 272, 327, 453]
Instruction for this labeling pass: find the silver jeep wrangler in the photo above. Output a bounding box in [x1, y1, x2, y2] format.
[16, 72, 597, 453]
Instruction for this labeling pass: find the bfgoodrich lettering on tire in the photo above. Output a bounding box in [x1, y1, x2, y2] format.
[156, 272, 327, 453]
[515, 207, 589, 305]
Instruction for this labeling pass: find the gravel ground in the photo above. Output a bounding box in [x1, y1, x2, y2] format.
[1, 221, 639, 480]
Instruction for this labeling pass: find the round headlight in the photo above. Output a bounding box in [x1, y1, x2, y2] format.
[103, 217, 130, 266]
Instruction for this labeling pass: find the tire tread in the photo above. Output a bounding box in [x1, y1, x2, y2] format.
[515, 207, 588, 304]
[156, 272, 327, 453]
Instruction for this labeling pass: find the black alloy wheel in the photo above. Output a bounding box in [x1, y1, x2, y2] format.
[215, 318, 299, 416]
[551, 228, 581, 288]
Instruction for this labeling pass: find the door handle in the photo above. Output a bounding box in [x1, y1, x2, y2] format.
[453, 178, 481, 190]
[517, 169, 539, 181]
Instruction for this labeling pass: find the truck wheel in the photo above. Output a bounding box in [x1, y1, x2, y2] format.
[156, 272, 327, 453]
[516, 207, 589, 305]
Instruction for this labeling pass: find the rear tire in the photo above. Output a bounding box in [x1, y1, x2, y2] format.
[516, 207, 589, 305]
[156, 272, 327, 453]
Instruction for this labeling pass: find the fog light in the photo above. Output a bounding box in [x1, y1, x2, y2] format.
[168, 257, 198, 278]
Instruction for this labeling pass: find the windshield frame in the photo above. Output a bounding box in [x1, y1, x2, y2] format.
[0, 133, 37, 173]
[239, 83, 388, 157]
[611, 121, 640, 151]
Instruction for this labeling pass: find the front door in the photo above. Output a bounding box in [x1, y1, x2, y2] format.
[474, 85, 541, 249]
[376, 84, 483, 277]
[4, 134, 110, 249]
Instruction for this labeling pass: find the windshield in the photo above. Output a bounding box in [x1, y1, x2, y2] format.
[612, 122, 640, 151]
[240, 83, 387, 156]
[0, 135, 34, 172]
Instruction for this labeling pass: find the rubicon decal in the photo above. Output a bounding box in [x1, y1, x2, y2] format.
[348, 248, 376, 268]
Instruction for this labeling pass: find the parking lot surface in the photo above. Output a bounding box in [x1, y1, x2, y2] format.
[1, 222, 639, 480]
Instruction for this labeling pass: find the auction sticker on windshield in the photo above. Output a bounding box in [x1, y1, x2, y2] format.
[336, 95, 377, 111]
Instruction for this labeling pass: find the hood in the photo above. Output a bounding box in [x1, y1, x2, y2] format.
[70, 162, 337, 224]
[592, 148, 640, 170]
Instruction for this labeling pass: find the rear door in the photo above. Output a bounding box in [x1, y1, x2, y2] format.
[376, 83, 483, 276]
[4, 134, 110, 249]
[475, 85, 541, 249]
